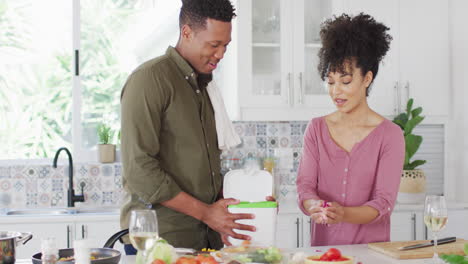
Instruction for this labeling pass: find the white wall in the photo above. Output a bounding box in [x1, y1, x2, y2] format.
[448, 0, 468, 202]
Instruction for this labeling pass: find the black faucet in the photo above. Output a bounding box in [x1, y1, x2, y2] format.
[52, 147, 85, 207]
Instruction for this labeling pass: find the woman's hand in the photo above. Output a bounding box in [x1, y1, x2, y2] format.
[324, 202, 345, 224]
[304, 199, 328, 224]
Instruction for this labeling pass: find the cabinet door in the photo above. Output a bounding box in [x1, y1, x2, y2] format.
[302, 215, 312, 247]
[275, 214, 301, 248]
[293, 0, 343, 111]
[343, 0, 399, 117]
[426, 209, 468, 240]
[390, 211, 417, 241]
[76, 219, 122, 250]
[238, 0, 292, 109]
[2, 222, 69, 259]
[399, 0, 449, 118]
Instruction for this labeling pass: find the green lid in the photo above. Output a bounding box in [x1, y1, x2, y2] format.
[228, 201, 278, 208]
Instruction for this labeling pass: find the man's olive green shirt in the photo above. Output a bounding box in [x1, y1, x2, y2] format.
[120, 47, 222, 249]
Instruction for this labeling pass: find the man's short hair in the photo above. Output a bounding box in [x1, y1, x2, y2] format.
[179, 0, 236, 31]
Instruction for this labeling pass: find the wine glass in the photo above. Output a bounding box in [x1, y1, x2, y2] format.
[129, 209, 159, 260]
[424, 195, 448, 264]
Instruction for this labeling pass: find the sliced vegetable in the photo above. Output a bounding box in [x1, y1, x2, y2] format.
[318, 248, 342, 261]
[176, 256, 199, 264]
[152, 259, 166, 264]
[195, 254, 218, 264]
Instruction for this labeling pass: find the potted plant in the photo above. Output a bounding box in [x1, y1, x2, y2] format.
[393, 98, 427, 203]
[97, 124, 116, 163]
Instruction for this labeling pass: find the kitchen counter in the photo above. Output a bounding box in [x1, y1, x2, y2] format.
[113, 244, 433, 264]
[15, 243, 444, 264]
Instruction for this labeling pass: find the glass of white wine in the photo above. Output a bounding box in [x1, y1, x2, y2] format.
[424, 195, 448, 264]
[129, 209, 159, 259]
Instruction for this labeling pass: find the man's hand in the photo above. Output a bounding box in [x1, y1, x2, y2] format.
[324, 202, 345, 224]
[201, 198, 256, 241]
[221, 233, 231, 246]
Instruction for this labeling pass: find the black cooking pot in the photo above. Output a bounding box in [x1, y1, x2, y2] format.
[0, 231, 33, 264]
[32, 248, 121, 264]
[31, 229, 128, 264]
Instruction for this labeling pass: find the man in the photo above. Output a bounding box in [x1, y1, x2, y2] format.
[120, 0, 254, 252]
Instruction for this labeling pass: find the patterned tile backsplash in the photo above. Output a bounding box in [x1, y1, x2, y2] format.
[0, 121, 308, 209]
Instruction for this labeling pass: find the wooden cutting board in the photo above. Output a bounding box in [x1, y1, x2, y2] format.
[368, 238, 467, 259]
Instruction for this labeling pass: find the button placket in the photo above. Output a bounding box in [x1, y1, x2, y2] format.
[342, 157, 350, 202]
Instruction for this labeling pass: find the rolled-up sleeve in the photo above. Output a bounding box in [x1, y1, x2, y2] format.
[296, 119, 322, 215]
[121, 68, 181, 205]
[364, 126, 405, 224]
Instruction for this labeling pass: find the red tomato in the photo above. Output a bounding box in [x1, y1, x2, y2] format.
[320, 248, 342, 261]
[152, 259, 166, 264]
[195, 254, 218, 264]
[176, 256, 200, 264]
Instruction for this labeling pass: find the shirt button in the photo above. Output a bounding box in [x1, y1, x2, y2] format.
[196, 89, 201, 94]
[211, 172, 215, 176]
[185, 76, 189, 80]
[190, 72, 194, 77]
[388, 207, 391, 211]
[342, 193, 346, 197]
[344, 168, 348, 172]
[343, 180, 347, 185]
[206, 143, 209, 148]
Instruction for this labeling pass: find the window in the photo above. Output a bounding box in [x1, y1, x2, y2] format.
[0, 0, 181, 161]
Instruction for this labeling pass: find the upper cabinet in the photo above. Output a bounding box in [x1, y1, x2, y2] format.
[235, 0, 449, 123]
[343, 0, 450, 123]
[237, 0, 345, 121]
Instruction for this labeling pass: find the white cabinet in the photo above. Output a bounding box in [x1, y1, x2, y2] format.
[343, 0, 449, 121]
[74, 219, 122, 248]
[2, 221, 70, 260]
[1, 215, 121, 259]
[275, 214, 312, 248]
[390, 211, 425, 241]
[275, 213, 302, 248]
[236, 0, 449, 122]
[237, 0, 345, 121]
[302, 215, 312, 247]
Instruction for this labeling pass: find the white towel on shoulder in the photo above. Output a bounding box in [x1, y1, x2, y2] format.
[206, 81, 241, 150]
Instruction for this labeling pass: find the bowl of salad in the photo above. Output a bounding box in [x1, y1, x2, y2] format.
[219, 242, 284, 264]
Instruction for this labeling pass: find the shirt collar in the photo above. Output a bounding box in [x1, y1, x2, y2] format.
[166, 46, 212, 85]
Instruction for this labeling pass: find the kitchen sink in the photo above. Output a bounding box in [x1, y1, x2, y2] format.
[6, 209, 71, 216]
[75, 208, 120, 214]
[4, 207, 120, 216]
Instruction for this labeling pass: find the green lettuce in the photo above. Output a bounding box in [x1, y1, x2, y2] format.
[136, 239, 177, 264]
[439, 243, 468, 264]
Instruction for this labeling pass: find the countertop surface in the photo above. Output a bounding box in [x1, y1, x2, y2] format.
[121, 244, 437, 264]
[15, 243, 446, 264]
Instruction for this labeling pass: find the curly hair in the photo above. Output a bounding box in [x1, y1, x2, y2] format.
[317, 13, 392, 96]
[179, 0, 236, 31]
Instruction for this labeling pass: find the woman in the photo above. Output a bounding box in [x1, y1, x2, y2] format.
[296, 13, 405, 246]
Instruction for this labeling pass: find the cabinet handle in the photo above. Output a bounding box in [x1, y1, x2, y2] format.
[82, 225, 87, 239]
[405, 81, 410, 106]
[66, 225, 71, 248]
[393, 82, 399, 115]
[411, 213, 416, 240]
[298, 72, 304, 105]
[295, 218, 300, 248]
[425, 224, 428, 240]
[287, 73, 293, 107]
